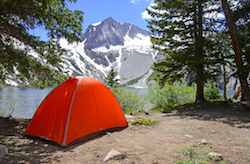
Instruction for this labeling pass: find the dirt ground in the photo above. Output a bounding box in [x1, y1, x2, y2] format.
[1, 101, 250, 164]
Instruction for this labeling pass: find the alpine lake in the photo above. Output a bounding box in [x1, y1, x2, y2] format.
[0, 87, 236, 119]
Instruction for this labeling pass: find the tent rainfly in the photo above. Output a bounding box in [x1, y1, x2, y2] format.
[24, 76, 128, 147]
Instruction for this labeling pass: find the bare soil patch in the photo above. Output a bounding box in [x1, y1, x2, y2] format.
[1, 101, 250, 163]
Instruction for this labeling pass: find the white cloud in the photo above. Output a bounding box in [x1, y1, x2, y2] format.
[131, 0, 150, 4]
[130, 0, 140, 3]
[141, 3, 166, 20]
[204, 12, 225, 19]
[141, 2, 154, 19]
[141, 10, 151, 19]
[142, 2, 225, 20]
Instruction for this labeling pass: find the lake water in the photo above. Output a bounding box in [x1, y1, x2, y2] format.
[0, 87, 236, 119]
[0, 87, 53, 119]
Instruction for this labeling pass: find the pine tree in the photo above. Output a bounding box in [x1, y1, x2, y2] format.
[104, 67, 119, 88]
[0, 0, 83, 88]
[147, 0, 223, 102]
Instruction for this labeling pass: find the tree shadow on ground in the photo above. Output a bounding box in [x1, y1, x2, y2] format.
[162, 101, 250, 129]
[0, 117, 109, 163]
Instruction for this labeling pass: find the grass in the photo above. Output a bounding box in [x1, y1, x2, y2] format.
[129, 119, 159, 126]
[126, 76, 143, 85]
[173, 143, 225, 163]
[124, 108, 143, 115]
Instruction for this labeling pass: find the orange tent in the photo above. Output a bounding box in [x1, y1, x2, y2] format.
[24, 76, 128, 147]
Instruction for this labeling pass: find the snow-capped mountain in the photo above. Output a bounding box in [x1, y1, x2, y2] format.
[59, 17, 157, 88]
[4, 17, 240, 90]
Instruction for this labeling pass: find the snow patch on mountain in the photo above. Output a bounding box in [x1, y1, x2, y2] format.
[59, 38, 108, 78]
[92, 21, 102, 26]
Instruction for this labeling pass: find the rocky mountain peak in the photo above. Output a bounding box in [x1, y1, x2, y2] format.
[82, 17, 151, 50]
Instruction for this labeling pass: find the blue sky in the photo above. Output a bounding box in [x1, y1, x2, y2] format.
[35, 0, 153, 41]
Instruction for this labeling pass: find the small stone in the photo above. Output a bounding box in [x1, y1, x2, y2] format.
[201, 139, 207, 145]
[160, 109, 166, 113]
[185, 134, 193, 138]
[208, 152, 223, 161]
[0, 145, 8, 159]
[201, 114, 210, 120]
[125, 114, 136, 120]
[107, 132, 112, 137]
[171, 110, 178, 114]
[44, 144, 48, 147]
[130, 112, 135, 115]
[227, 138, 231, 141]
[240, 101, 250, 108]
[103, 149, 126, 162]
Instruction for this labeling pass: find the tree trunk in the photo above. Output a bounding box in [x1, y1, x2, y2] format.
[222, 0, 250, 101]
[223, 65, 227, 99]
[196, 80, 205, 102]
[195, 0, 206, 102]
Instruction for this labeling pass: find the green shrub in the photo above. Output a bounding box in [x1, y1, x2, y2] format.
[174, 144, 221, 164]
[164, 104, 185, 111]
[110, 87, 146, 112]
[204, 87, 222, 101]
[147, 82, 196, 108]
[0, 99, 18, 118]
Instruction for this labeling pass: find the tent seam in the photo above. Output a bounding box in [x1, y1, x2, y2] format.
[62, 77, 83, 146]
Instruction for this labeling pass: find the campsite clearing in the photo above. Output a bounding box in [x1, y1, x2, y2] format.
[1, 101, 250, 163]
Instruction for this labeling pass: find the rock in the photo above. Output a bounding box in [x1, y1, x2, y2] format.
[185, 134, 193, 138]
[171, 110, 178, 114]
[161, 109, 166, 113]
[106, 132, 112, 137]
[125, 114, 136, 120]
[208, 152, 223, 161]
[103, 149, 126, 162]
[240, 101, 250, 108]
[0, 145, 8, 160]
[130, 112, 136, 115]
[201, 139, 207, 145]
[161, 114, 168, 117]
[201, 114, 210, 120]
